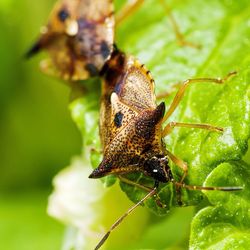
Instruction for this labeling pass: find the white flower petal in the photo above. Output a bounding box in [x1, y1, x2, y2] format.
[48, 156, 106, 249]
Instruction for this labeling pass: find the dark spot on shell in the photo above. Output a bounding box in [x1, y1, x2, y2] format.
[100, 41, 111, 59]
[85, 63, 99, 76]
[58, 9, 69, 22]
[114, 111, 123, 128]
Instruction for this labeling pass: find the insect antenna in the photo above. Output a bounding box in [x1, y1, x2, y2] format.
[25, 40, 42, 59]
[94, 187, 157, 250]
[174, 181, 243, 191]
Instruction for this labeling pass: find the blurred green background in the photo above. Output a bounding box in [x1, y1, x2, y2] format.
[0, 1, 81, 249]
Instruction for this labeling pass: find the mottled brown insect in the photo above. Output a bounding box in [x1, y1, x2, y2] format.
[91, 50, 168, 180]
[26, 0, 115, 80]
[89, 49, 241, 249]
[26, 0, 200, 82]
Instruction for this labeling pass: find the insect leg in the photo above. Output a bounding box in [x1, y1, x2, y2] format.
[94, 187, 157, 250]
[162, 122, 223, 137]
[156, 82, 181, 100]
[116, 0, 199, 48]
[165, 149, 189, 205]
[115, 0, 144, 25]
[119, 175, 152, 192]
[90, 148, 103, 154]
[165, 149, 188, 184]
[165, 149, 242, 205]
[174, 181, 243, 192]
[162, 71, 237, 123]
[159, 0, 200, 48]
[118, 175, 166, 208]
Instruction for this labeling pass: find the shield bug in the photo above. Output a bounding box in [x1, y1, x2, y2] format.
[26, 0, 199, 82]
[89, 49, 242, 249]
[26, 0, 115, 80]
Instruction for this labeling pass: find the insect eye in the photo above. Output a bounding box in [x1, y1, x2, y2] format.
[58, 9, 69, 22]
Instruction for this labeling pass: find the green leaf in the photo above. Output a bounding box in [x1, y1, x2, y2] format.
[69, 0, 250, 248]
[190, 161, 250, 249]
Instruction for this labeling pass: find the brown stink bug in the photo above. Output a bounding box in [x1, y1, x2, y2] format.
[89, 49, 242, 249]
[26, 0, 199, 82]
[26, 0, 115, 80]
